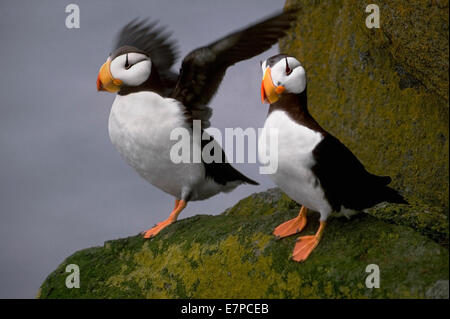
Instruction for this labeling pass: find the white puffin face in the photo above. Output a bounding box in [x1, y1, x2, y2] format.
[261, 56, 306, 95]
[109, 52, 152, 87]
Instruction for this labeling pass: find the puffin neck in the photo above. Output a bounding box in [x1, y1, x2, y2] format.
[269, 89, 308, 115]
[118, 63, 165, 96]
[269, 88, 326, 134]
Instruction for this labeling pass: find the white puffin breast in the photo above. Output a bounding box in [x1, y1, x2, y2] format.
[108, 91, 205, 199]
[258, 110, 332, 218]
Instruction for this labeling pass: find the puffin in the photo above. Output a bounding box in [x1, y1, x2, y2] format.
[96, 10, 298, 239]
[258, 54, 408, 262]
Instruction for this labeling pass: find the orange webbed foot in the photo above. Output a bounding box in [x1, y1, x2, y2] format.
[142, 219, 174, 238]
[273, 206, 307, 238]
[291, 221, 326, 263]
[291, 235, 319, 262]
[142, 199, 186, 239]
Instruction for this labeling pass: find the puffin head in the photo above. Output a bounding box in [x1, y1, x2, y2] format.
[260, 54, 306, 104]
[97, 46, 152, 93]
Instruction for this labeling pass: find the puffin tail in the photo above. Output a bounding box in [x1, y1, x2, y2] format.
[380, 186, 408, 205]
[371, 174, 392, 186]
[223, 161, 259, 185]
[236, 171, 259, 185]
[369, 174, 408, 205]
[243, 176, 259, 185]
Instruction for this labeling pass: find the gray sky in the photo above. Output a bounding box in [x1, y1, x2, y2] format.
[0, 0, 285, 298]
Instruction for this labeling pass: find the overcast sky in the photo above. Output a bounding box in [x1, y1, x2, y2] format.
[0, 0, 286, 298]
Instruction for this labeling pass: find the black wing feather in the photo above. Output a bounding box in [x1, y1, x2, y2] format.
[171, 9, 298, 127]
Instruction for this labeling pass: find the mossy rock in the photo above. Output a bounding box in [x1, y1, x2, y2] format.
[281, 0, 449, 210]
[38, 189, 449, 299]
[38, 1, 449, 299]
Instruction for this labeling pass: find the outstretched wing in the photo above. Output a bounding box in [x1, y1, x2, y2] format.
[112, 19, 179, 86]
[172, 9, 298, 127]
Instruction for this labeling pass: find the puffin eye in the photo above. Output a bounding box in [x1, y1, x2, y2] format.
[125, 54, 131, 70]
[285, 58, 292, 75]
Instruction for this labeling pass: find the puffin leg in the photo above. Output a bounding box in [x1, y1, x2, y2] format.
[291, 221, 326, 262]
[173, 199, 180, 210]
[142, 199, 187, 239]
[273, 206, 308, 238]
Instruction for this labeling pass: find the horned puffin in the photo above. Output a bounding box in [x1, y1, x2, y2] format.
[96, 11, 298, 238]
[258, 54, 407, 262]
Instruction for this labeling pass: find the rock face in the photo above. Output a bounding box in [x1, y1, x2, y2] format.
[281, 0, 449, 210]
[38, 189, 448, 299]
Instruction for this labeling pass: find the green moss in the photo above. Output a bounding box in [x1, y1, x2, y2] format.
[281, 0, 449, 209]
[366, 200, 449, 247]
[39, 189, 448, 299]
[224, 188, 297, 217]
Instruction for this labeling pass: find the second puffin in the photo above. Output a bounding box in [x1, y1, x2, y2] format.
[259, 54, 408, 262]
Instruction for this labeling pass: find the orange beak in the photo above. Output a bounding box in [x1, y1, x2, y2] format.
[97, 59, 122, 92]
[261, 67, 285, 104]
